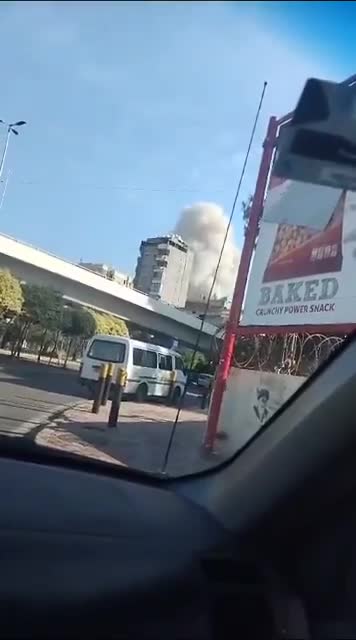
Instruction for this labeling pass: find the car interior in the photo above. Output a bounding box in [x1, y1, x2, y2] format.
[2, 332, 356, 639]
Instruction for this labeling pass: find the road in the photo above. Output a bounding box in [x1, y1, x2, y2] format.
[0, 355, 84, 437]
[0, 356, 204, 438]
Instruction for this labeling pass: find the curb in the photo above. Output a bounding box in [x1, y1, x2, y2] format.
[20, 400, 85, 440]
[33, 401, 127, 467]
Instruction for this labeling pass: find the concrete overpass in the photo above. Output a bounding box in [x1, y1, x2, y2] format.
[0, 233, 218, 351]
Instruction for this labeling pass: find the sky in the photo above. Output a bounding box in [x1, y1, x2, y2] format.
[0, 0, 353, 277]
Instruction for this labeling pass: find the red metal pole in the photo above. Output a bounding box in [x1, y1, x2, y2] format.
[203, 115, 278, 451]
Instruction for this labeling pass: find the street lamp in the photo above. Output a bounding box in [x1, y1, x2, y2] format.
[0, 120, 26, 180]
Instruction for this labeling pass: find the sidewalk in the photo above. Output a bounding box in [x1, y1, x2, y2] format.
[35, 399, 224, 476]
[0, 348, 80, 370]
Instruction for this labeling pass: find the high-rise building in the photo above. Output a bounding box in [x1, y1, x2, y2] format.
[134, 234, 193, 307]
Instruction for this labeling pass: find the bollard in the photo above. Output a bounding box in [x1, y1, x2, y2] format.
[92, 363, 108, 414]
[167, 370, 177, 405]
[108, 368, 127, 428]
[101, 362, 114, 406]
[201, 381, 212, 410]
[201, 388, 208, 410]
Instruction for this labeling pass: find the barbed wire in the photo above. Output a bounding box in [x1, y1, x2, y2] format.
[232, 332, 345, 377]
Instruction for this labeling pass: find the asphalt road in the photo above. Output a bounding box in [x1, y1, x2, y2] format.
[0, 355, 85, 437]
[0, 355, 205, 439]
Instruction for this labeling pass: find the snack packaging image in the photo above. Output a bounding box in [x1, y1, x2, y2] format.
[262, 183, 345, 284]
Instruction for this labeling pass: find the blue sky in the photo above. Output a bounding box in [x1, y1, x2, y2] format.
[0, 1, 351, 276]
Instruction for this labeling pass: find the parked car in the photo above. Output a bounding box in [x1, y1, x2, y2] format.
[187, 371, 199, 385]
[197, 373, 214, 389]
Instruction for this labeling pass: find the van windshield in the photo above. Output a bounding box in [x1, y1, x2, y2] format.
[88, 340, 126, 363]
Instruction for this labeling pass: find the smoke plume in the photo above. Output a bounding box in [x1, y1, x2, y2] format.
[174, 202, 240, 302]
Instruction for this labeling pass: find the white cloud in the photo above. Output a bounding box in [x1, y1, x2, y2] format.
[175, 202, 240, 300]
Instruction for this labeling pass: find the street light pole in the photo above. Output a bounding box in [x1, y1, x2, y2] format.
[0, 127, 11, 181]
[0, 170, 11, 212]
[0, 120, 26, 181]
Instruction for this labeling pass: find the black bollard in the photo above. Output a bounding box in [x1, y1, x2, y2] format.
[92, 363, 108, 414]
[108, 368, 127, 428]
[167, 370, 177, 405]
[201, 389, 208, 410]
[201, 380, 213, 410]
[101, 362, 114, 406]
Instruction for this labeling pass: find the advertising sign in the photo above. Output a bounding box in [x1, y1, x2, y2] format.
[241, 174, 356, 327]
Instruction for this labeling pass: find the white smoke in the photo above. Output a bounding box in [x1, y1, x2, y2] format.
[174, 202, 240, 302]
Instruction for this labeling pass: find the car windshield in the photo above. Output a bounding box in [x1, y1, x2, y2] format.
[0, 0, 350, 477]
[88, 340, 126, 363]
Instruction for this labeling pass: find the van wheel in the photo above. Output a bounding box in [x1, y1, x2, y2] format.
[135, 383, 148, 403]
[172, 386, 181, 406]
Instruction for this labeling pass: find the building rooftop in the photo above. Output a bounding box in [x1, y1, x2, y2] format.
[142, 234, 189, 250]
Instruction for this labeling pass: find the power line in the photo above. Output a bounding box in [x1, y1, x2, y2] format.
[161, 81, 268, 474]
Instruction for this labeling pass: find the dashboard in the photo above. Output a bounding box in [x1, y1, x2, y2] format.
[0, 454, 227, 638]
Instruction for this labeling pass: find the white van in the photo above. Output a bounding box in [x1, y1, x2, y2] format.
[80, 334, 187, 404]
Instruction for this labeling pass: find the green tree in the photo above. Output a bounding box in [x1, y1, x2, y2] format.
[0, 270, 23, 317]
[22, 284, 63, 328]
[63, 307, 96, 340]
[62, 307, 96, 367]
[182, 350, 206, 371]
[14, 284, 64, 359]
[107, 315, 129, 337]
[90, 310, 129, 337]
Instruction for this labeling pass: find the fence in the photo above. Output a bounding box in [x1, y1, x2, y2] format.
[231, 332, 346, 378]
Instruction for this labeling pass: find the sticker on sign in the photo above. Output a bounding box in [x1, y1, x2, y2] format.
[320, 165, 356, 191]
[263, 176, 342, 230]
